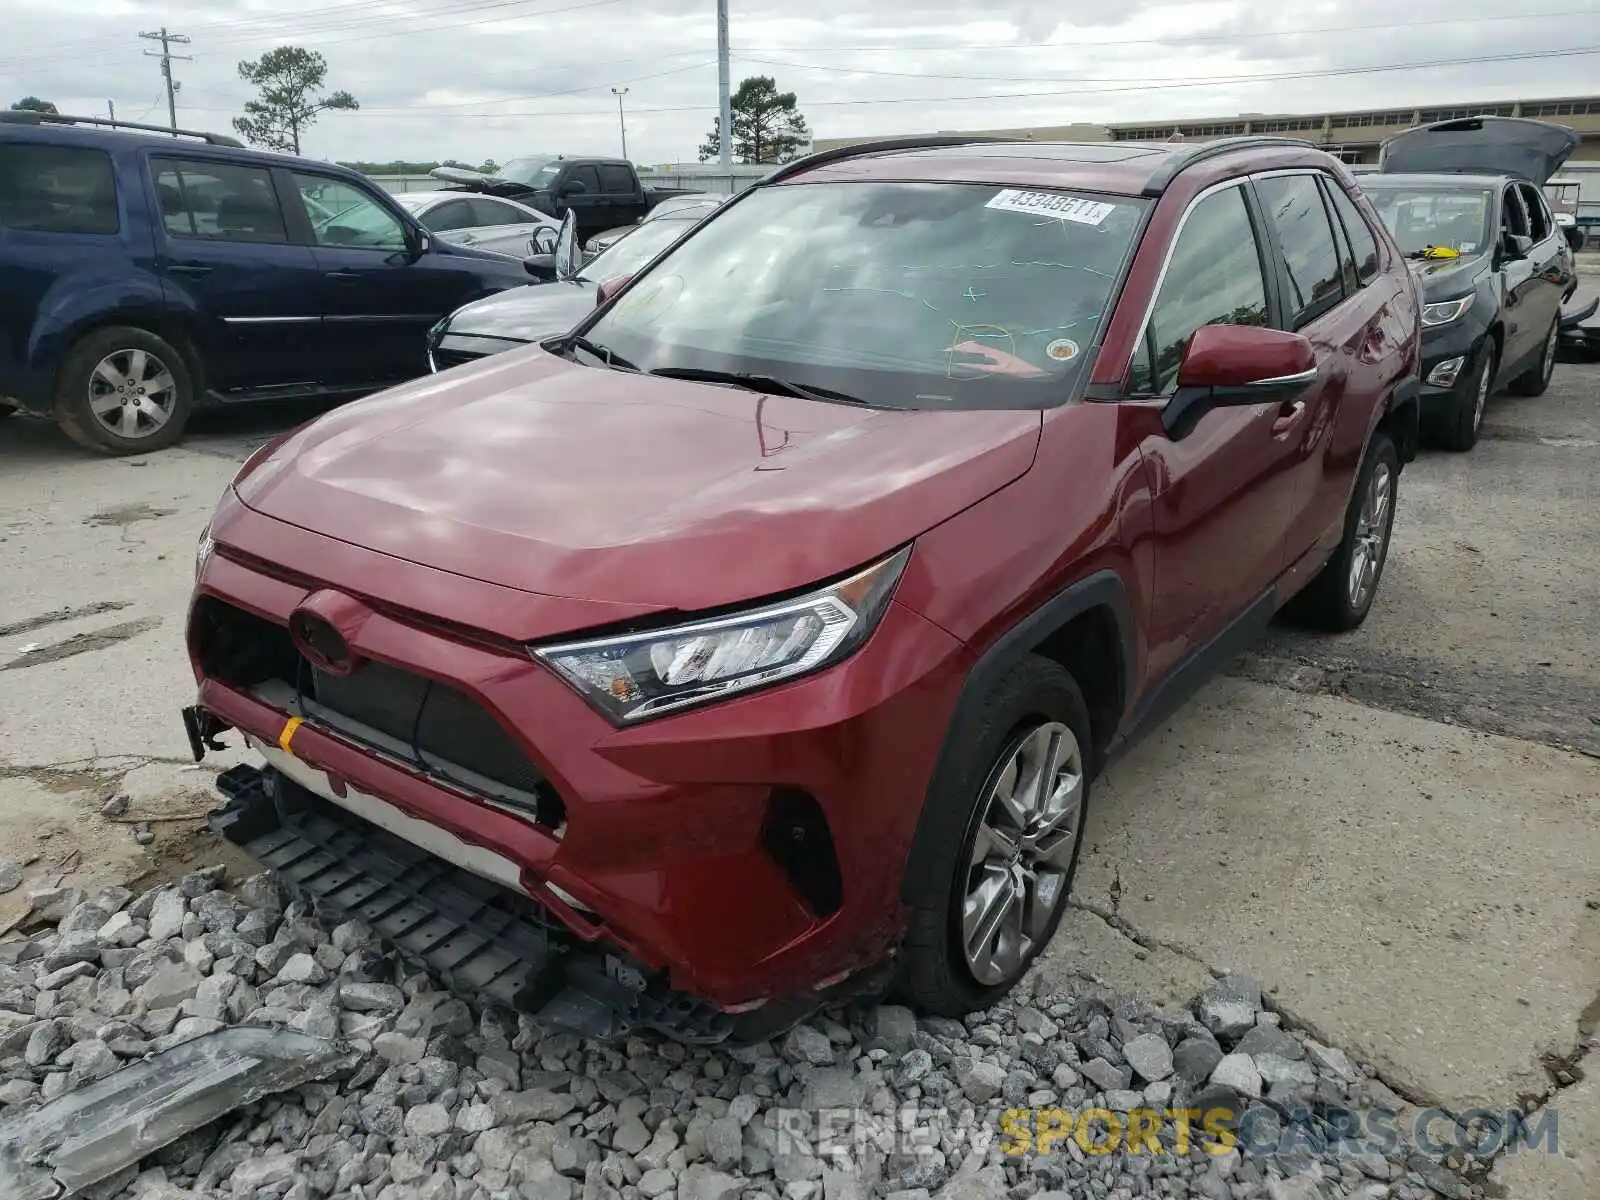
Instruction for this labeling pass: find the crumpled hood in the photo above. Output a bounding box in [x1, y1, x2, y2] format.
[235, 351, 1043, 609]
[438, 281, 595, 344]
[1380, 116, 1579, 186]
[1405, 253, 1487, 301]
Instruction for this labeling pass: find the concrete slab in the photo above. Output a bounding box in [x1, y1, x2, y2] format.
[1490, 1072, 1599, 1200]
[1032, 905, 1216, 1010]
[1074, 675, 1600, 1110]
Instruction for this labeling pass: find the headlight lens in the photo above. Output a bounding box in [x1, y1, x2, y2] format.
[1420, 294, 1474, 327]
[534, 546, 911, 723]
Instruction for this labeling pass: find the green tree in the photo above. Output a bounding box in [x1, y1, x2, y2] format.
[698, 75, 809, 164]
[10, 97, 59, 113]
[232, 46, 358, 154]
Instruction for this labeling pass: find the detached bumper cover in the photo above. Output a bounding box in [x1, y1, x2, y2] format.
[208, 761, 739, 1043]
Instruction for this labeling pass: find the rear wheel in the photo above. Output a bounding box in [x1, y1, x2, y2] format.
[897, 657, 1092, 1015]
[1509, 317, 1559, 397]
[55, 326, 194, 455]
[1286, 432, 1400, 632]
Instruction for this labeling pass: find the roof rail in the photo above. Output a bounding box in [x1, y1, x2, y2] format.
[0, 110, 245, 148]
[758, 135, 1009, 187]
[1139, 135, 1318, 196]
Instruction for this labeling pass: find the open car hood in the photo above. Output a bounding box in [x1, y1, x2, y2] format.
[1379, 116, 1579, 186]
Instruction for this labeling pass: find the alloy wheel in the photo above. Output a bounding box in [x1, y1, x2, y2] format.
[87, 348, 178, 440]
[1541, 322, 1558, 385]
[1348, 459, 1394, 609]
[960, 720, 1085, 986]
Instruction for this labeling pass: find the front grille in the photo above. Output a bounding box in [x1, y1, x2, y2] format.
[191, 597, 563, 827]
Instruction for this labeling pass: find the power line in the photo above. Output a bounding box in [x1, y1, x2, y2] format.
[139, 27, 192, 131]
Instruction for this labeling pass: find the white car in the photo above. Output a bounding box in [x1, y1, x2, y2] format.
[391, 190, 561, 259]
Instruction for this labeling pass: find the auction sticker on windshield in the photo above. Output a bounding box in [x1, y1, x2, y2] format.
[986, 190, 1117, 225]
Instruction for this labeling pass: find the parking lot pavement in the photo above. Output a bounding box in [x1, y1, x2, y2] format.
[0, 399, 339, 923]
[3, 358, 1596, 1194]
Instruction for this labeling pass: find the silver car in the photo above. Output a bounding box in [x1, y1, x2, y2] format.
[392, 190, 561, 259]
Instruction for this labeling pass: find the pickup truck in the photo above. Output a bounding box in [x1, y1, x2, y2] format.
[430, 155, 694, 240]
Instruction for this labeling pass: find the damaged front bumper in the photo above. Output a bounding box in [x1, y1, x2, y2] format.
[204, 756, 855, 1045]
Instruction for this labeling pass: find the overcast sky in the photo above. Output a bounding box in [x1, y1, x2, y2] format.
[2, 0, 1592, 167]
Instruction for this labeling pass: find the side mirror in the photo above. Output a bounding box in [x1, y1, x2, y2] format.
[553, 210, 581, 283]
[1501, 231, 1533, 259]
[595, 273, 635, 306]
[560, 178, 588, 196]
[410, 228, 432, 259]
[1162, 324, 1317, 440]
[530, 226, 558, 255]
[523, 254, 558, 281]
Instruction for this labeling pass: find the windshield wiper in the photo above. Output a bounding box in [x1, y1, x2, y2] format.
[564, 334, 638, 372]
[646, 366, 871, 406]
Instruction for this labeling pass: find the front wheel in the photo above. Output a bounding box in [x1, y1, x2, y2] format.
[897, 657, 1092, 1016]
[55, 326, 195, 455]
[1286, 431, 1400, 632]
[1509, 316, 1559, 397]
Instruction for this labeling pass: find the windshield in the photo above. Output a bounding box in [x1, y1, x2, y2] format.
[1361, 184, 1494, 256]
[581, 180, 1147, 409]
[580, 217, 701, 282]
[500, 157, 564, 186]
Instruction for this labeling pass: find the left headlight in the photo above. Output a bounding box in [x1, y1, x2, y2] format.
[534, 546, 912, 723]
[1420, 294, 1474, 328]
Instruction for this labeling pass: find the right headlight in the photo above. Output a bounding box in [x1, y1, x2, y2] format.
[1420, 294, 1475, 328]
[533, 546, 911, 723]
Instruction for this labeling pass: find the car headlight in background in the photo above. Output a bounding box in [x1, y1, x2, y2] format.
[1420, 294, 1474, 328]
[534, 546, 912, 722]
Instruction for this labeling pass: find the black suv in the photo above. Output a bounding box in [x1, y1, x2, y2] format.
[1360, 116, 1578, 452]
[0, 112, 539, 454]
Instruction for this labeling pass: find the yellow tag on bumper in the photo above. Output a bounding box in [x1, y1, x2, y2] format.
[278, 716, 303, 755]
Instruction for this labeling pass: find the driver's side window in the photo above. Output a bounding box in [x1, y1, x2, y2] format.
[1129, 185, 1270, 396]
[1502, 186, 1530, 240]
[292, 175, 408, 251]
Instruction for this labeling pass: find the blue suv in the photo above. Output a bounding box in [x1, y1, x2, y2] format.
[0, 112, 539, 454]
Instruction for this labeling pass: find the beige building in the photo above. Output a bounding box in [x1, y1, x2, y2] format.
[812, 95, 1600, 165]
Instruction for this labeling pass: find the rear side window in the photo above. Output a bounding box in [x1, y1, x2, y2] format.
[1323, 180, 1380, 286]
[1518, 183, 1551, 242]
[0, 144, 118, 234]
[1130, 184, 1269, 396]
[1255, 174, 1344, 328]
[154, 159, 288, 244]
[597, 164, 634, 194]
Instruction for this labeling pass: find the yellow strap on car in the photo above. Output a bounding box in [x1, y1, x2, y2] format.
[278, 716, 303, 755]
[1421, 245, 1460, 259]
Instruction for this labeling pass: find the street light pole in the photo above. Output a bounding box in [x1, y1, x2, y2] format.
[716, 0, 731, 172]
[611, 87, 629, 160]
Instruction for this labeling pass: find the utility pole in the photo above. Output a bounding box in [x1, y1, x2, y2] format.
[139, 27, 192, 130]
[611, 87, 629, 160]
[716, 0, 731, 172]
[107, 100, 116, 122]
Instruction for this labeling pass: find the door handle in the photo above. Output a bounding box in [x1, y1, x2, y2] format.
[325, 271, 361, 280]
[1271, 400, 1308, 436]
[168, 264, 212, 277]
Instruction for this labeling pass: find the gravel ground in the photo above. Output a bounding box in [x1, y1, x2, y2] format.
[0, 869, 1483, 1200]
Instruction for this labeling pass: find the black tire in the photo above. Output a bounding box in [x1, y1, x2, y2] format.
[897, 656, 1093, 1016]
[54, 326, 195, 456]
[1430, 339, 1495, 453]
[1285, 431, 1400, 632]
[1509, 316, 1559, 397]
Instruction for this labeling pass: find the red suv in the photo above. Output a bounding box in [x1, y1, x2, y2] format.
[185, 135, 1420, 1042]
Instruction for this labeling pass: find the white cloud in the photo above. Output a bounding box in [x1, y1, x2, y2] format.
[1, 0, 1590, 166]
